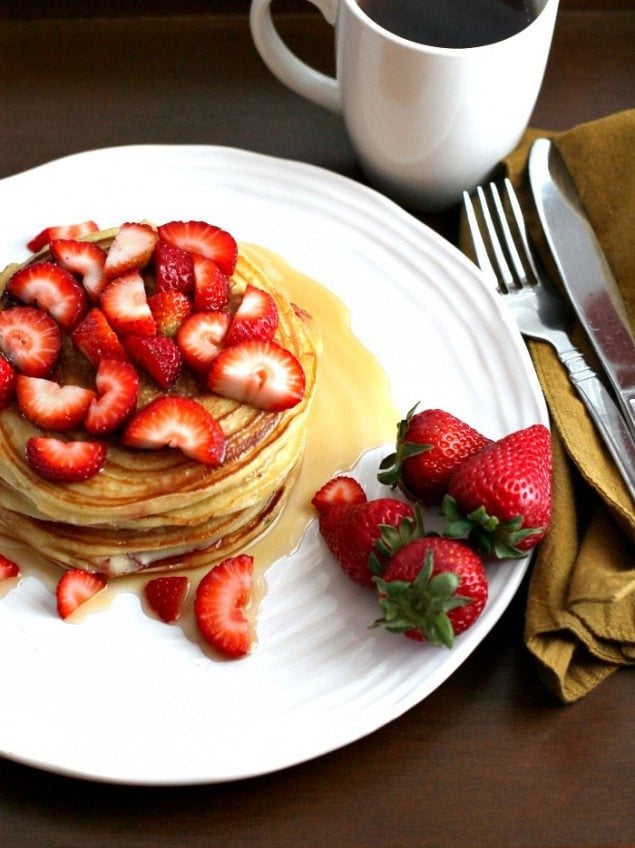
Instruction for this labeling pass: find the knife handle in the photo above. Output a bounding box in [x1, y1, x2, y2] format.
[560, 349, 635, 503]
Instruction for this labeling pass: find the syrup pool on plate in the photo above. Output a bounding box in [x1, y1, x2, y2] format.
[0, 245, 400, 651]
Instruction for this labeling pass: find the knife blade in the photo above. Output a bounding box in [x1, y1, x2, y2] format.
[528, 137, 635, 442]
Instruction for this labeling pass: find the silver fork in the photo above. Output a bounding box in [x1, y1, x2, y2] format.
[463, 178, 635, 503]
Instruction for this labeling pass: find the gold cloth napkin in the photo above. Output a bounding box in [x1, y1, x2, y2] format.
[461, 109, 635, 703]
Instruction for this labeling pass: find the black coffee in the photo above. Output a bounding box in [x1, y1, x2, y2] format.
[357, 0, 537, 49]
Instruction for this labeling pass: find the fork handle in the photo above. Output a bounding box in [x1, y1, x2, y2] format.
[560, 349, 635, 502]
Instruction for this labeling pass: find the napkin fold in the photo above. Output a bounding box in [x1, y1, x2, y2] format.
[461, 109, 635, 703]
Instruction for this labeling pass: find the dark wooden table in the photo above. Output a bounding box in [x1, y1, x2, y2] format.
[0, 4, 633, 847]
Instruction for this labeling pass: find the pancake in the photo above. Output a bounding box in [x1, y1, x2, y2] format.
[0, 225, 320, 576]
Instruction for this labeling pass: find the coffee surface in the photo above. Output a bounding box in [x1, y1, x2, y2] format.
[357, 0, 536, 48]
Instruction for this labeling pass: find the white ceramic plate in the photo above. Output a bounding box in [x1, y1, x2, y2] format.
[0, 146, 546, 785]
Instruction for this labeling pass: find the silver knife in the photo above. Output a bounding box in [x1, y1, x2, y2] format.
[528, 138, 635, 443]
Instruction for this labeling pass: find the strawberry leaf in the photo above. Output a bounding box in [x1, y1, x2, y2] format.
[492, 541, 528, 560]
[441, 495, 539, 559]
[466, 505, 501, 533]
[440, 495, 474, 539]
[368, 552, 385, 576]
[377, 402, 431, 489]
[377, 452, 401, 486]
[430, 613, 455, 650]
[373, 552, 471, 648]
[377, 524, 402, 553]
[428, 571, 460, 598]
[374, 503, 426, 561]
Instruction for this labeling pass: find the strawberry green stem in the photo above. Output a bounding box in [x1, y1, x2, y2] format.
[441, 495, 541, 559]
[373, 553, 471, 648]
[377, 402, 431, 490]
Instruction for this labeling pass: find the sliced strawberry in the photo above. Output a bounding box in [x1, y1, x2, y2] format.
[0, 306, 61, 377]
[144, 575, 190, 623]
[154, 240, 195, 294]
[122, 396, 226, 466]
[56, 568, 107, 619]
[104, 222, 157, 279]
[84, 359, 139, 436]
[50, 238, 108, 301]
[148, 290, 192, 337]
[100, 271, 156, 337]
[176, 311, 230, 374]
[26, 437, 107, 482]
[71, 308, 128, 369]
[224, 284, 279, 346]
[207, 339, 305, 411]
[124, 335, 182, 390]
[6, 261, 88, 331]
[0, 357, 16, 410]
[311, 476, 367, 516]
[192, 255, 230, 312]
[0, 554, 21, 581]
[27, 220, 99, 253]
[158, 221, 238, 276]
[16, 375, 95, 431]
[194, 555, 254, 658]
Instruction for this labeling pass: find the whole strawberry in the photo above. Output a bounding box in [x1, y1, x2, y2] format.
[312, 476, 414, 588]
[373, 536, 488, 647]
[378, 405, 491, 505]
[443, 424, 552, 557]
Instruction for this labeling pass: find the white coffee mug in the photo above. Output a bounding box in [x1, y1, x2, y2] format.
[250, 0, 559, 211]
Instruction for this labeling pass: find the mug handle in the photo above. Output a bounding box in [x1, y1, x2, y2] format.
[249, 0, 342, 114]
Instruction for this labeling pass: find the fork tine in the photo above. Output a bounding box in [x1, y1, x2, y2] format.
[488, 182, 527, 285]
[475, 185, 516, 293]
[502, 178, 542, 285]
[462, 189, 499, 290]
[463, 183, 514, 294]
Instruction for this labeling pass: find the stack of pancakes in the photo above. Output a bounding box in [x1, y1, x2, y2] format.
[0, 234, 320, 576]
